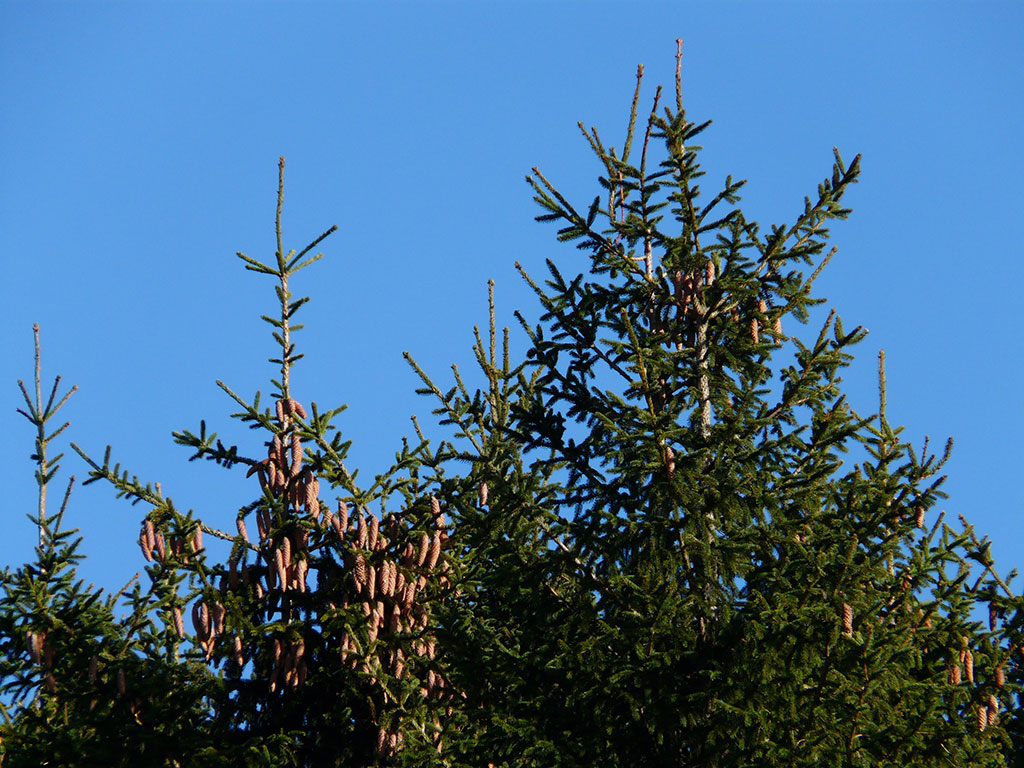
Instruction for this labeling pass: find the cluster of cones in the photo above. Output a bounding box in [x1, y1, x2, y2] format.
[138, 517, 203, 565]
[134, 397, 453, 758]
[645, 259, 783, 349]
[946, 631, 1008, 733]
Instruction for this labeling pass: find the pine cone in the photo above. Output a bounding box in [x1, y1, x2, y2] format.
[211, 602, 226, 635]
[172, 607, 185, 639]
[357, 512, 368, 549]
[305, 476, 320, 511]
[290, 434, 303, 477]
[194, 602, 211, 641]
[27, 631, 43, 664]
[417, 534, 430, 567]
[367, 565, 377, 600]
[368, 514, 379, 551]
[427, 535, 442, 570]
[987, 694, 999, 727]
[388, 605, 402, 635]
[275, 549, 287, 591]
[381, 560, 396, 597]
[401, 582, 416, 612]
[354, 553, 368, 589]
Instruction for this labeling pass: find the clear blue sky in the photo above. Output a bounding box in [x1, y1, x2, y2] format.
[2, 2, 1021, 596]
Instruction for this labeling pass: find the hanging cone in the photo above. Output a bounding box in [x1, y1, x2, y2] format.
[211, 602, 226, 636]
[172, 607, 185, 639]
[427, 535, 442, 570]
[353, 553, 368, 589]
[290, 434, 303, 478]
[367, 565, 377, 600]
[368, 515, 379, 551]
[27, 631, 44, 665]
[417, 534, 430, 567]
[357, 512, 368, 549]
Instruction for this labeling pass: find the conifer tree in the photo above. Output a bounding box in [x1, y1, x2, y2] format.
[2, 50, 1022, 767]
[3, 163, 459, 767]
[0, 327, 220, 766]
[413, 46, 1023, 767]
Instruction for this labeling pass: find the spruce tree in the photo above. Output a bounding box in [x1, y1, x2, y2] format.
[2, 50, 1021, 767]
[0, 327, 220, 766]
[414, 47, 1023, 767]
[3, 163, 459, 767]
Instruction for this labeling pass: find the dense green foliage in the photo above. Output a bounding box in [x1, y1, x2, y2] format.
[3, 56, 1021, 766]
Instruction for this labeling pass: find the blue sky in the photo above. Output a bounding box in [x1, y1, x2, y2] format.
[2, 2, 1022, 596]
